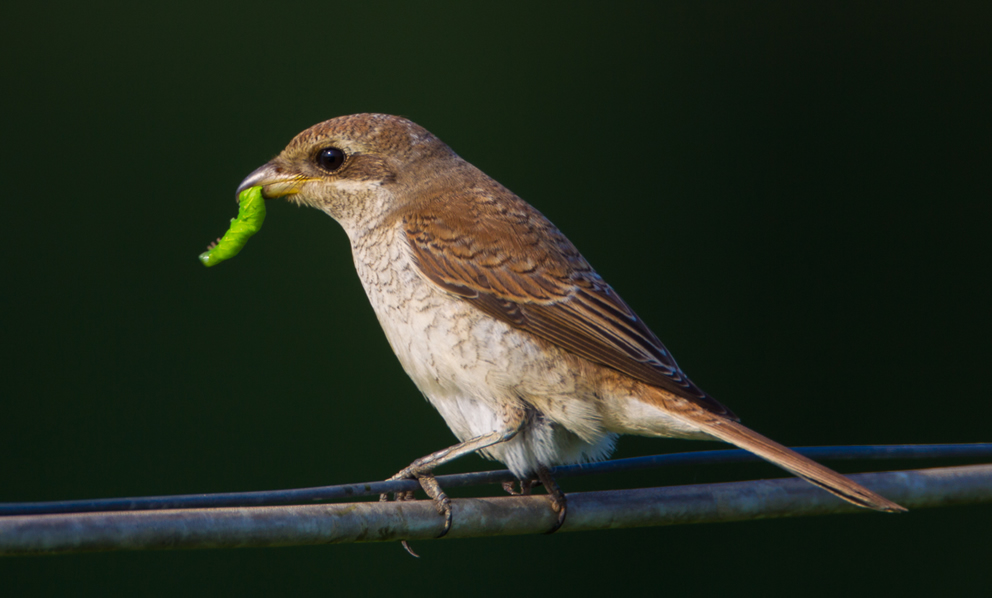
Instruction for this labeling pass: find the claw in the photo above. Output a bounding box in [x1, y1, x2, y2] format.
[416, 473, 453, 536]
[401, 541, 420, 558]
[501, 479, 537, 496]
[379, 468, 418, 503]
[536, 466, 567, 534]
[380, 464, 453, 558]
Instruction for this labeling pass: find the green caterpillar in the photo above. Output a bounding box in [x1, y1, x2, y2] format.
[199, 185, 266, 267]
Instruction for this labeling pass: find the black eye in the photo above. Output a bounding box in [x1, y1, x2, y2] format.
[316, 147, 345, 171]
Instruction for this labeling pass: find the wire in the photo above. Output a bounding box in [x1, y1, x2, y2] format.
[2, 443, 989, 517]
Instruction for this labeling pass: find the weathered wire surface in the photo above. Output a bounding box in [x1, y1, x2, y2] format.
[2, 464, 989, 557]
[3, 443, 990, 516]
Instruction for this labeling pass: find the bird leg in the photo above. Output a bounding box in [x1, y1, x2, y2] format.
[536, 465, 567, 533]
[499, 466, 566, 531]
[502, 479, 537, 496]
[381, 422, 523, 539]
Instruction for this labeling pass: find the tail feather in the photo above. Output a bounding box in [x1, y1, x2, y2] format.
[682, 414, 907, 513]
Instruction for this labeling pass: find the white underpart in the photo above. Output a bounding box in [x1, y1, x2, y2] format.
[601, 394, 711, 439]
[342, 217, 615, 476]
[335, 189, 704, 477]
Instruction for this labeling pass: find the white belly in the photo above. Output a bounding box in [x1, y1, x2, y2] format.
[349, 224, 617, 477]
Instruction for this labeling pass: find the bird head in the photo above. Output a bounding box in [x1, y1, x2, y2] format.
[237, 113, 460, 234]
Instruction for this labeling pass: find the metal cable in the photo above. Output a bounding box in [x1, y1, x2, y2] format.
[2, 443, 989, 517]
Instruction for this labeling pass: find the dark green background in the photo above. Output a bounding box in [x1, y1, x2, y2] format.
[3, 2, 990, 595]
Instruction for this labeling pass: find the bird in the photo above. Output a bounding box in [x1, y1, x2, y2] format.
[237, 113, 905, 534]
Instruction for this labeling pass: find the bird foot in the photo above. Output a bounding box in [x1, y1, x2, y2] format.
[380, 465, 453, 544]
[499, 469, 566, 532]
[501, 479, 537, 496]
[536, 466, 567, 534]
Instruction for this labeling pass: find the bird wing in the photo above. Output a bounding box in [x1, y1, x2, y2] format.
[401, 193, 735, 418]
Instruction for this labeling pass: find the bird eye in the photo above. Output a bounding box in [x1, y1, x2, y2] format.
[316, 147, 345, 172]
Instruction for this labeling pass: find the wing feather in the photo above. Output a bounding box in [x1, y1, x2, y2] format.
[402, 195, 735, 418]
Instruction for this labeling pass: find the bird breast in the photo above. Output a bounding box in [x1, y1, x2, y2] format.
[347, 219, 618, 475]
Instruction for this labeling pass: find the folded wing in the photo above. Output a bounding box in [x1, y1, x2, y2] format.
[402, 192, 735, 419]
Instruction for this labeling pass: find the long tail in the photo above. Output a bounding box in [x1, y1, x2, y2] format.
[674, 410, 907, 513]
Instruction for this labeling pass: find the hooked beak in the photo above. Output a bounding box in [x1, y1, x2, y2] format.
[236, 163, 311, 200]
